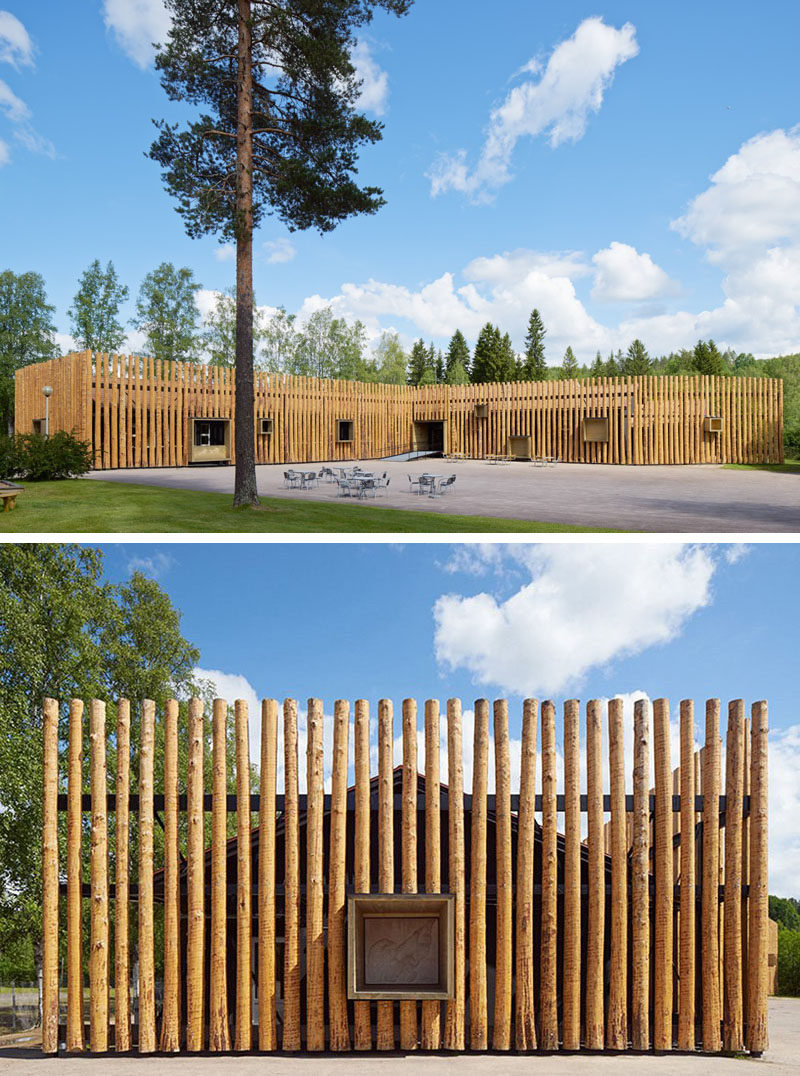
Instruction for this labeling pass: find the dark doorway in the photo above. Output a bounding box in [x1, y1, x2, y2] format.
[412, 420, 445, 454]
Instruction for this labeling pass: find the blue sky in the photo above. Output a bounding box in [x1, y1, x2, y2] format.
[98, 540, 800, 893]
[2, 2, 800, 362]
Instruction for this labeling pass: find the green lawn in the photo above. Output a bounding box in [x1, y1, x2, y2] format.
[723, 460, 800, 476]
[0, 479, 618, 533]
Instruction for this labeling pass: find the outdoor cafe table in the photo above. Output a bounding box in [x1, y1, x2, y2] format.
[418, 473, 444, 497]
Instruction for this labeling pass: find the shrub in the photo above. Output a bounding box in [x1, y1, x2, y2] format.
[12, 431, 92, 480]
[777, 929, 800, 996]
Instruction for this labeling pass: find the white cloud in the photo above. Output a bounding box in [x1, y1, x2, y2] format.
[263, 237, 297, 265]
[0, 11, 34, 68]
[429, 17, 639, 202]
[769, 724, 800, 895]
[351, 39, 389, 116]
[127, 551, 175, 580]
[434, 545, 719, 697]
[194, 667, 262, 764]
[102, 0, 170, 68]
[215, 244, 235, 263]
[0, 76, 28, 122]
[591, 242, 678, 303]
[672, 127, 800, 265]
[0, 137, 8, 167]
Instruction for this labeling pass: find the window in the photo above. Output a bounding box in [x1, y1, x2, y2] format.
[337, 419, 354, 443]
[260, 417, 273, 436]
[194, 419, 227, 447]
[582, 417, 609, 443]
[32, 418, 45, 435]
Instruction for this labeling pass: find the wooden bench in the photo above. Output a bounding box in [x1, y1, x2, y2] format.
[0, 482, 23, 511]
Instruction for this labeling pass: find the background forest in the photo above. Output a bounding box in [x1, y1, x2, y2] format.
[3, 264, 800, 456]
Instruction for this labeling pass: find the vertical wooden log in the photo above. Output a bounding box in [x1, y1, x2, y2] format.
[607, 697, 627, 1050]
[353, 699, 372, 1050]
[515, 699, 538, 1050]
[42, 698, 60, 1056]
[305, 698, 325, 1051]
[723, 700, 745, 1052]
[67, 699, 85, 1052]
[746, 701, 769, 1054]
[586, 699, 604, 1050]
[89, 700, 109, 1052]
[209, 698, 230, 1051]
[186, 698, 205, 1052]
[469, 699, 489, 1050]
[283, 699, 301, 1051]
[114, 700, 130, 1053]
[653, 698, 674, 1050]
[540, 700, 558, 1050]
[444, 698, 465, 1051]
[631, 699, 650, 1050]
[493, 699, 512, 1050]
[138, 700, 156, 1054]
[399, 699, 419, 1050]
[377, 698, 395, 1049]
[160, 699, 180, 1051]
[257, 700, 277, 1051]
[421, 699, 441, 1050]
[235, 700, 252, 1051]
[702, 699, 722, 1052]
[678, 700, 697, 1051]
[328, 700, 350, 1051]
[741, 717, 751, 1020]
[562, 699, 581, 1050]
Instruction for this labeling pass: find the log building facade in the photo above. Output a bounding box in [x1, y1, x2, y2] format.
[16, 351, 784, 468]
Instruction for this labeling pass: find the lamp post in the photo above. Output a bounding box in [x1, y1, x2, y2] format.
[42, 385, 53, 437]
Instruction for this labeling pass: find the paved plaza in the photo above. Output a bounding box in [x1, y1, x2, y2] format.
[1, 999, 798, 1075]
[86, 458, 800, 532]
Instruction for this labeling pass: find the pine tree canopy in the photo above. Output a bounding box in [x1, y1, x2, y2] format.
[150, 0, 412, 243]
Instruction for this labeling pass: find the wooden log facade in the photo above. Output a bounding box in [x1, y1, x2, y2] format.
[42, 695, 769, 1055]
[17, 352, 784, 467]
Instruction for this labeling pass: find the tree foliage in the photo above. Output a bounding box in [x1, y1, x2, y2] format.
[623, 338, 651, 375]
[522, 308, 547, 380]
[561, 345, 578, 377]
[0, 546, 201, 975]
[132, 261, 202, 362]
[374, 331, 408, 385]
[471, 323, 515, 383]
[0, 270, 57, 432]
[68, 259, 129, 353]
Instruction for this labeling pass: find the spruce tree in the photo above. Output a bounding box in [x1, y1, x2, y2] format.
[445, 329, 470, 380]
[68, 259, 128, 353]
[149, 0, 412, 506]
[590, 351, 605, 377]
[407, 339, 429, 385]
[693, 338, 725, 375]
[522, 308, 547, 379]
[471, 323, 505, 383]
[606, 351, 619, 376]
[561, 346, 579, 377]
[623, 338, 651, 375]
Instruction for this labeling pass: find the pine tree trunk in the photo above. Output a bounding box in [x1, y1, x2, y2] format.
[233, 0, 259, 507]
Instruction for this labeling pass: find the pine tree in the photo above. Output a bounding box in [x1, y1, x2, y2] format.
[435, 350, 445, 383]
[522, 308, 547, 380]
[132, 262, 202, 362]
[561, 346, 578, 377]
[149, 0, 412, 506]
[623, 338, 651, 375]
[445, 329, 470, 380]
[499, 332, 517, 381]
[605, 351, 619, 376]
[68, 259, 128, 353]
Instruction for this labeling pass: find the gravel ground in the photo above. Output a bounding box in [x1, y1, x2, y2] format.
[86, 458, 800, 533]
[2, 998, 798, 1074]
